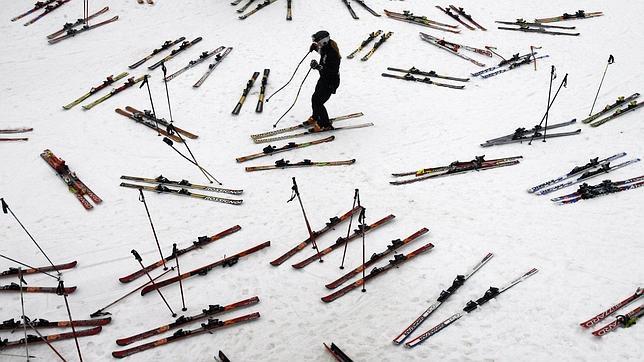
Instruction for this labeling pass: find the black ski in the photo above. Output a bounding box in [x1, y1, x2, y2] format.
[129, 37, 186, 69]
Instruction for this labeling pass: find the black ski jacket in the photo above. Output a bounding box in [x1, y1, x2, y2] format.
[316, 40, 341, 90]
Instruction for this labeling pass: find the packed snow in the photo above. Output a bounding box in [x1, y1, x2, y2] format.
[1, 0, 643, 361]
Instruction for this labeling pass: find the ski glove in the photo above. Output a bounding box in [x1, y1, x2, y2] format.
[310, 59, 320, 69]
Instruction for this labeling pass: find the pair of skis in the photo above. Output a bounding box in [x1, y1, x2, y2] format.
[163, 46, 226, 81]
[118, 225, 242, 283]
[550, 175, 644, 205]
[149, 37, 203, 71]
[193, 47, 233, 87]
[48, 6, 119, 44]
[119, 177, 243, 205]
[392, 253, 493, 345]
[384, 9, 460, 34]
[250, 112, 370, 143]
[435, 5, 486, 31]
[63, 72, 129, 109]
[115, 106, 198, 142]
[41, 149, 102, 210]
[390, 155, 523, 185]
[83, 75, 148, 110]
[129, 37, 186, 69]
[481, 118, 578, 146]
[347, 30, 382, 59]
[528, 153, 626, 193]
[245, 159, 355, 172]
[587, 100, 643, 127]
[497, 18, 579, 36]
[19, 0, 71, 27]
[341, 0, 380, 19]
[115, 296, 259, 346]
[238, 0, 278, 20]
[112, 312, 260, 358]
[404, 268, 538, 348]
[236, 136, 335, 163]
[531, 155, 640, 196]
[535, 10, 603, 23]
[346, 31, 393, 61]
[381, 66, 467, 89]
[321, 231, 433, 303]
[0, 127, 33, 142]
[580, 288, 642, 336]
[480, 54, 550, 79]
[321, 245, 434, 305]
[419, 32, 487, 67]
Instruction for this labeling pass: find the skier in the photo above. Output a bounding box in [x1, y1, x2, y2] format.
[309, 30, 341, 131]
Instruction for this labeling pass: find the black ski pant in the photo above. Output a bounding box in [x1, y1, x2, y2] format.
[311, 80, 337, 127]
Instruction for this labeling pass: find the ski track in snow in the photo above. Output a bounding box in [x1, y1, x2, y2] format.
[1, 0, 643, 361]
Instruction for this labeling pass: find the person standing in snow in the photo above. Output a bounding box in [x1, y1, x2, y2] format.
[309, 30, 341, 131]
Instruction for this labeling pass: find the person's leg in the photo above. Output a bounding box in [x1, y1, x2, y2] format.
[312, 83, 333, 128]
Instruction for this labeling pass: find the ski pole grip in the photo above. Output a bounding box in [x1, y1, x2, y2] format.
[162, 137, 173, 146]
[0, 198, 8, 214]
[131, 250, 142, 262]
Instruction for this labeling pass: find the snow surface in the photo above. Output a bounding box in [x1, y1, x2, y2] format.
[1, 0, 643, 361]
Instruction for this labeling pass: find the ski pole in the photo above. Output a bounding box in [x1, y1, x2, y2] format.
[542, 65, 556, 142]
[273, 67, 312, 128]
[138, 189, 166, 270]
[1, 198, 59, 275]
[359, 207, 367, 292]
[131, 250, 177, 317]
[160, 62, 174, 123]
[173, 244, 187, 311]
[90, 267, 174, 318]
[162, 137, 221, 184]
[288, 178, 323, 262]
[528, 73, 568, 145]
[0, 253, 58, 280]
[589, 54, 614, 115]
[140, 75, 160, 135]
[266, 49, 311, 103]
[57, 281, 83, 362]
[339, 189, 359, 269]
[18, 268, 30, 361]
[166, 124, 217, 184]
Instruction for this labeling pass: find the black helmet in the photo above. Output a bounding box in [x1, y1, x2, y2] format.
[312, 30, 330, 42]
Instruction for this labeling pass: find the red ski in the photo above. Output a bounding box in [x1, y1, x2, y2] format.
[0, 326, 102, 349]
[580, 287, 643, 328]
[1, 317, 110, 330]
[119, 225, 241, 283]
[140, 241, 271, 295]
[115, 296, 259, 346]
[269, 206, 363, 266]
[41, 149, 102, 210]
[0, 283, 76, 294]
[592, 303, 644, 336]
[0, 261, 77, 278]
[291, 214, 396, 269]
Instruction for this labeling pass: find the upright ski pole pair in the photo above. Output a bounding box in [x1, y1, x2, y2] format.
[267, 49, 313, 128]
[133, 191, 188, 312]
[528, 66, 568, 144]
[339, 189, 368, 292]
